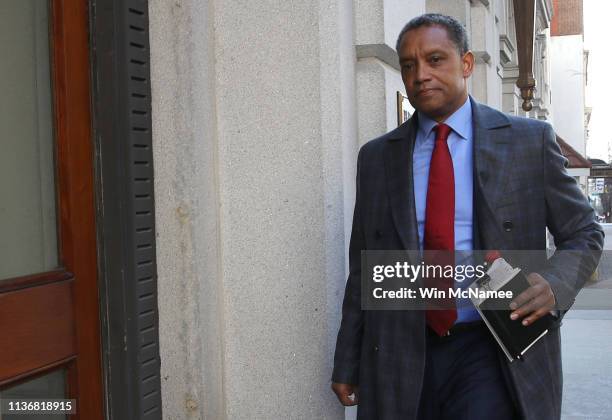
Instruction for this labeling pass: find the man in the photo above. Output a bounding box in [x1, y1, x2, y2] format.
[331, 13, 603, 420]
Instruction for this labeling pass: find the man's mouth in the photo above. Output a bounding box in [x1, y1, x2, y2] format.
[417, 88, 439, 97]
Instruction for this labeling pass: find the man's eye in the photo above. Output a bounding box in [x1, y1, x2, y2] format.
[402, 63, 414, 71]
[431, 56, 441, 63]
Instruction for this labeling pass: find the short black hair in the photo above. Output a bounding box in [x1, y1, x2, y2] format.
[395, 13, 469, 56]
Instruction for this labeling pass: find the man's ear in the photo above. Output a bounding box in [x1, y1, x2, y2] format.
[462, 51, 475, 78]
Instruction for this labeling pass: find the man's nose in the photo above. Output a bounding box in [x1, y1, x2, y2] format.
[414, 63, 431, 83]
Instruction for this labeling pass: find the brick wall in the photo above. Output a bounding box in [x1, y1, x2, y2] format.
[551, 0, 583, 36]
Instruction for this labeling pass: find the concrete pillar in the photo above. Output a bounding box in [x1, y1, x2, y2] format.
[501, 65, 521, 115]
[426, 0, 471, 26]
[470, 0, 503, 108]
[149, 0, 357, 418]
[355, 0, 424, 143]
[426, 0, 476, 100]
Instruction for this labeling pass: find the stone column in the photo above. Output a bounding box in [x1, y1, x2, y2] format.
[355, 0, 425, 146]
[149, 0, 357, 418]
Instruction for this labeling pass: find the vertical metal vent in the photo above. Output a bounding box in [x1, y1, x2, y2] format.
[91, 0, 162, 419]
[125, 4, 161, 419]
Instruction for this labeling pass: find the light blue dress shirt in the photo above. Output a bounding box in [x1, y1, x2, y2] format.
[413, 97, 480, 323]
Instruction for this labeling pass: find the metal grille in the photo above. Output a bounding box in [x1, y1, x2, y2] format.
[91, 0, 162, 418]
[125, 2, 161, 419]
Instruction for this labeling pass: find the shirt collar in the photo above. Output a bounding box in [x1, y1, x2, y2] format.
[417, 96, 472, 141]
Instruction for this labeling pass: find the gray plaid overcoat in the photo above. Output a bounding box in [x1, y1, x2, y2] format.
[332, 97, 604, 419]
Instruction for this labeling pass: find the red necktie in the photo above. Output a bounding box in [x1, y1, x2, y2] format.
[424, 123, 457, 336]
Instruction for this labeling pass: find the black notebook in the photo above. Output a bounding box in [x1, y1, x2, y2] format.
[469, 258, 555, 362]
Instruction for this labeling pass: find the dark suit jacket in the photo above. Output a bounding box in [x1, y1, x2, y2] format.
[332, 97, 604, 420]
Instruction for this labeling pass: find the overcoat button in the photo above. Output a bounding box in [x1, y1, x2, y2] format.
[375, 230, 383, 238]
[373, 346, 379, 352]
[503, 220, 513, 231]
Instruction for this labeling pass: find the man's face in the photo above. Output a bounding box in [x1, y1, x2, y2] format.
[398, 25, 474, 122]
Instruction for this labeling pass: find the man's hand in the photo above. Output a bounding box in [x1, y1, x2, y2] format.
[331, 382, 359, 406]
[509, 272, 556, 326]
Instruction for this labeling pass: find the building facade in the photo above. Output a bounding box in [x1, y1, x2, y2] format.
[0, 0, 593, 419]
[150, 0, 588, 418]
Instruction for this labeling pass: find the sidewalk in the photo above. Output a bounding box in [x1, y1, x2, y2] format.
[561, 309, 612, 419]
[558, 223, 611, 419]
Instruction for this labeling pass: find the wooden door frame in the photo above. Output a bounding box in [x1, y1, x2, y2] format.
[0, 0, 104, 418]
[89, 0, 163, 419]
[51, 2, 104, 414]
[0, 1, 165, 418]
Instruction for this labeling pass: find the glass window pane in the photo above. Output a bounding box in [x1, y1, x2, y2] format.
[0, 369, 67, 419]
[0, 0, 58, 281]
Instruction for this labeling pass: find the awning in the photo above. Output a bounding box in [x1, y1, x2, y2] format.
[556, 135, 591, 169]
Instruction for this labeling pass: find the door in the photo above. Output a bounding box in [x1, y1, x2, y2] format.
[0, 1, 103, 418]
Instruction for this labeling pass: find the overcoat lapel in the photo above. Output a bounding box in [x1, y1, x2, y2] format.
[383, 117, 421, 252]
[471, 97, 513, 249]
